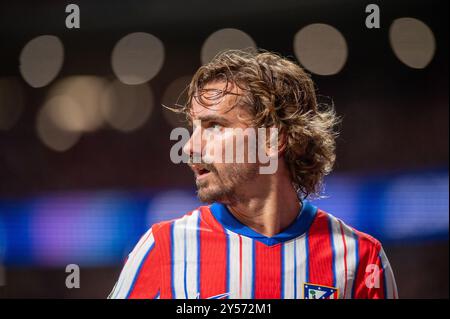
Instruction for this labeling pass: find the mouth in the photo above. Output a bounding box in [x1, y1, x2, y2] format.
[190, 164, 213, 180]
[197, 169, 211, 180]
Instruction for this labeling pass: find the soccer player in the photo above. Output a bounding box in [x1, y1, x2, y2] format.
[109, 50, 398, 299]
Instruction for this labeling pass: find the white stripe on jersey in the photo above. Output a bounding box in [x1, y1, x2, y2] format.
[282, 240, 295, 299]
[172, 214, 188, 298]
[226, 231, 255, 299]
[227, 230, 241, 299]
[240, 236, 254, 298]
[339, 222, 358, 299]
[109, 227, 155, 299]
[379, 247, 398, 299]
[281, 236, 307, 299]
[185, 210, 200, 299]
[329, 215, 347, 299]
[172, 211, 200, 299]
[295, 236, 308, 299]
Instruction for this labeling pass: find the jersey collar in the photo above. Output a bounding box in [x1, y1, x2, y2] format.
[209, 199, 318, 246]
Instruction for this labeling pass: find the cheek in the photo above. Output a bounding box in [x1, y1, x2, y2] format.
[220, 162, 254, 177]
[210, 163, 235, 183]
[203, 133, 226, 160]
[211, 162, 225, 175]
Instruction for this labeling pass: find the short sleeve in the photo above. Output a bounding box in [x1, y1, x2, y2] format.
[353, 239, 398, 299]
[108, 227, 161, 299]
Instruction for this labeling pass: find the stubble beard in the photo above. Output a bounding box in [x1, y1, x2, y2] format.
[196, 163, 259, 204]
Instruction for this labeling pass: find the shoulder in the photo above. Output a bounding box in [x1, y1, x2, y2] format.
[145, 205, 209, 242]
[314, 208, 383, 253]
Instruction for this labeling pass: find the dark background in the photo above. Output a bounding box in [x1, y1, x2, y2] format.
[0, 0, 448, 298]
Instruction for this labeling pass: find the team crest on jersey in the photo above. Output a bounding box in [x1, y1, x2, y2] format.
[304, 283, 339, 299]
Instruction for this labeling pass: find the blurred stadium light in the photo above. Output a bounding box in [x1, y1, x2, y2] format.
[201, 28, 257, 65]
[293, 23, 348, 75]
[389, 17, 436, 69]
[0, 169, 447, 267]
[111, 32, 165, 85]
[19, 35, 64, 88]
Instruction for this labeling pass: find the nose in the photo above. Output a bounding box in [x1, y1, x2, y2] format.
[183, 124, 203, 160]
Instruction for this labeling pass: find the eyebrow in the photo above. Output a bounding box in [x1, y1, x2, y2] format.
[193, 115, 231, 125]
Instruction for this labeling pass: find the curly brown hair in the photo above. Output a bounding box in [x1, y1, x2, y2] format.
[176, 49, 340, 199]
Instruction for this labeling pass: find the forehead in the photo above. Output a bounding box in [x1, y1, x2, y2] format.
[190, 80, 251, 122]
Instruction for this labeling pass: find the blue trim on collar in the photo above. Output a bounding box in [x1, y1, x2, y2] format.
[209, 200, 318, 246]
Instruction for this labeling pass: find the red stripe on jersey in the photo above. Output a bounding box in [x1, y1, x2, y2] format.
[154, 221, 173, 299]
[352, 230, 384, 299]
[198, 206, 227, 299]
[374, 255, 386, 299]
[307, 210, 334, 287]
[201, 205, 227, 232]
[254, 242, 281, 299]
[127, 243, 160, 299]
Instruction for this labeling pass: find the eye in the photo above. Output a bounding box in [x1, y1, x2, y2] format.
[211, 123, 222, 130]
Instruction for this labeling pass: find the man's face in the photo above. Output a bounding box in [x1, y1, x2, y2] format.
[183, 81, 260, 203]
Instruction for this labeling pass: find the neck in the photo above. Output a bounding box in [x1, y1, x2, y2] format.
[226, 175, 301, 238]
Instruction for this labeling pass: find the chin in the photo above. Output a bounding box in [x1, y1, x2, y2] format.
[197, 193, 216, 204]
[197, 186, 225, 204]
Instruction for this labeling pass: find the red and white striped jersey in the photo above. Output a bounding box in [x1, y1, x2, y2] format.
[109, 200, 398, 299]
